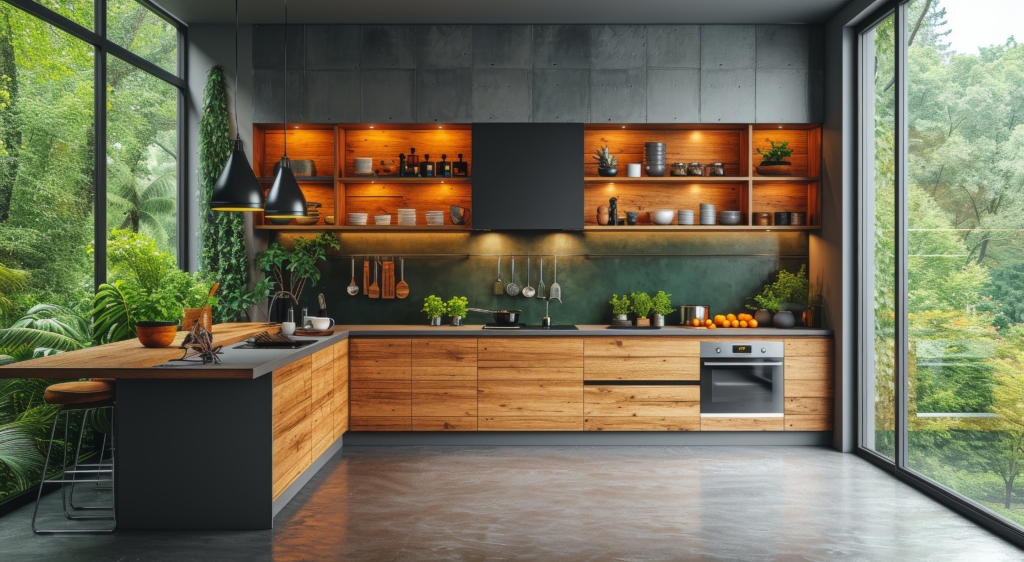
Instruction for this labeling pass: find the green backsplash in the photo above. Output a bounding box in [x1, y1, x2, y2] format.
[273, 231, 809, 327]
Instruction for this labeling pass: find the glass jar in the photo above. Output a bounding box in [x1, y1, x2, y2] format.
[671, 162, 687, 176]
[708, 162, 725, 176]
[687, 162, 703, 176]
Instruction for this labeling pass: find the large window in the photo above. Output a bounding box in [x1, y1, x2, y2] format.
[0, 0, 183, 506]
[860, 0, 1024, 542]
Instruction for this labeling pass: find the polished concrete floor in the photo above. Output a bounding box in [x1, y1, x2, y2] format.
[0, 446, 1021, 561]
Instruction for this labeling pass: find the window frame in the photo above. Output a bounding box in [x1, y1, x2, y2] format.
[4, 0, 188, 283]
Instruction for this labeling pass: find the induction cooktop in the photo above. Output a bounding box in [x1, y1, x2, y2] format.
[481, 324, 579, 330]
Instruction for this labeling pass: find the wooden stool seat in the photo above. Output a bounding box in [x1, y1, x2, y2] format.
[44, 381, 115, 406]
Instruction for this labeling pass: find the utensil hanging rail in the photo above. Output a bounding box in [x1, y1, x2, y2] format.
[331, 253, 808, 259]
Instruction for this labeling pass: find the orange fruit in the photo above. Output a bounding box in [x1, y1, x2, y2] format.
[731, 320, 740, 328]
[714, 314, 726, 324]
[741, 313, 752, 321]
[726, 313, 737, 321]
[705, 319, 714, 327]
[692, 318, 701, 327]
[739, 320, 748, 328]
[707, 323, 717, 330]
[748, 319, 758, 328]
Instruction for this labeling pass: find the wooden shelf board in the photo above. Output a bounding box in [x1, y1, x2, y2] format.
[583, 225, 819, 232]
[751, 176, 820, 182]
[257, 176, 335, 183]
[339, 176, 471, 184]
[254, 225, 472, 232]
[584, 176, 745, 183]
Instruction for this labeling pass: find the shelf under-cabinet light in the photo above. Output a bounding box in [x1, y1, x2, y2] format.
[369, 125, 374, 129]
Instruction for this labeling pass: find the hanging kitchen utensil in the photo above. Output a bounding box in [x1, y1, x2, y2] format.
[521, 256, 536, 298]
[536, 256, 546, 299]
[506, 256, 520, 296]
[362, 258, 369, 295]
[549, 255, 562, 303]
[395, 258, 409, 299]
[347, 257, 359, 296]
[493, 256, 503, 295]
[382, 258, 395, 299]
[318, 293, 327, 316]
[368, 257, 380, 299]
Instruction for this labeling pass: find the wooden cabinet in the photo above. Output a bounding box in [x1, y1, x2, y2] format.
[584, 385, 699, 431]
[310, 346, 335, 460]
[477, 338, 584, 430]
[584, 337, 699, 381]
[412, 339, 477, 430]
[784, 338, 833, 431]
[333, 339, 349, 439]
[350, 338, 412, 431]
[700, 416, 785, 431]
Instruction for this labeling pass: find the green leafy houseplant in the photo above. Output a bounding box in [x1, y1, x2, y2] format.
[256, 232, 340, 315]
[747, 265, 809, 313]
[446, 296, 468, 319]
[609, 294, 631, 316]
[756, 139, 794, 164]
[422, 295, 446, 323]
[630, 292, 654, 318]
[651, 291, 675, 316]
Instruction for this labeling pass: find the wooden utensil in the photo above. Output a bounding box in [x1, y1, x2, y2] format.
[209, 282, 220, 298]
[362, 259, 369, 295]
[493, 256, 503, 295]
[382, 259, 395, 299]
[368, 258, 380, 299]
[396, 258, 410, 299]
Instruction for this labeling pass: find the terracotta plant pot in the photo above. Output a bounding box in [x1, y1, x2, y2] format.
[183, 306, 213, 333]
[636, 317, 651, 327]
[136, 321, 178, 348]
[754, 309, 773, 327]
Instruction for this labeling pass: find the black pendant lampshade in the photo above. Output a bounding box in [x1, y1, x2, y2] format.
[264, 156, 307, 217]
[211, 137, 264, 211]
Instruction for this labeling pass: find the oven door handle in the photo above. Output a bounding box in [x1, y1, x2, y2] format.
[702, 361, 784, 366]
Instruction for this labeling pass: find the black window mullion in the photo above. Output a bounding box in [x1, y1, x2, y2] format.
[893, 1, 909, 469]
[176, 26, 188, 270]
[93, 0, 107, 291]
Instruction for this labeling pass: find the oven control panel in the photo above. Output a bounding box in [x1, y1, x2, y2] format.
[699, 341, 784, 358]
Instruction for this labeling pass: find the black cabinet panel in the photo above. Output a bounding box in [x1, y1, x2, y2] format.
[472, 123, 583, 230]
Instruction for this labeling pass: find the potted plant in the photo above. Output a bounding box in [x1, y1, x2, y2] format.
[630, 292, 654, 327]
[746, 265, 809, 328]
[256, 232, 340, 321]
[609, 294, 631, 325]
[422, 295, 446, 326]
[446, 296, 468, 326]
[593, 146, 618, 177]
[755, 139, 794, 176]
[131, 281, 186, 347]
[650, 291, 676, 327]
[182, 274, 219, 333]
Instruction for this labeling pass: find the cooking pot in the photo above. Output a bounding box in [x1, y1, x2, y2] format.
[468, 308, 522, 326]
[680, 305, 711, 326]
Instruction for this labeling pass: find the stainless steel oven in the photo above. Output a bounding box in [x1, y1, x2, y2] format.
[700, 342, 784, 415]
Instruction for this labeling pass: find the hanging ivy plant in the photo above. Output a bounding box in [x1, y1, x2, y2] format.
[198, 65, 251, 322]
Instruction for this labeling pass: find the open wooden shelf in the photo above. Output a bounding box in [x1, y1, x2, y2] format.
[340, 177, 471, 184]
[257, 176, 335, 183]
[583, 225, 819, 232]
[584, 176, 747, 183]
[254, 225, 472, 232]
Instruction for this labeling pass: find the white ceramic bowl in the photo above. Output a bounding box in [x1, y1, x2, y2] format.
[354, 158, 373, 173]
[652, 209, 676, 225]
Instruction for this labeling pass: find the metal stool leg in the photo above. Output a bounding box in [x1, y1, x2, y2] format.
[69, 408, 114, 511]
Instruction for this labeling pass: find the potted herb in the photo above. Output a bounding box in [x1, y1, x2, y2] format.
[446, 296, 468, 326]
[609, 294, 631, 325]
[630, 292, 654, 327]
[593, 145, 618, 177]
[422, 295, 446, 326]
[755, 139, 794, 176]
[256, 232, 340, 320]
[746, 265, 809, 328]
[182, 274, 219, 333]
[650, 291, 676, 327]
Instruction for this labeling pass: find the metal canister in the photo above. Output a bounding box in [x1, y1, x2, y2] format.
[671, 162, 687, 176]
[687, 162, 703, 176]
[789, 212, 806, 226]
[774, 212, 791, 226]
[707, 162, 725, 176]
[754, 212, 772, 226]
[680, 305, 711, 326]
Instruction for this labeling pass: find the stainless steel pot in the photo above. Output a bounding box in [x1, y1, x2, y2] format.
[680, 305, 711, 326]
[468, 308, 522, 326]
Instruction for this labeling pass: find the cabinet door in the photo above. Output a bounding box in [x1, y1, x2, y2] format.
[310, 347, 335, 460]
[477, 380, 583, 430]
[583, 385, 699, 431]
[583, 337, 699, 381]
[272, 356, 312, 500]
[333, 339, 349, 438]
[350, 339, 411, 430]
[412, 339, 477, 381]
[478, 338, 584, 380]
[784, 337, 833, 431]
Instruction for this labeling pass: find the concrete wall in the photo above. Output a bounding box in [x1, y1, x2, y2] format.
[249, 24, 824, 124]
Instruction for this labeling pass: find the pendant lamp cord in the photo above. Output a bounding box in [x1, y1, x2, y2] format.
[233, 0, 239, 143]
[282, 0, 288, 158]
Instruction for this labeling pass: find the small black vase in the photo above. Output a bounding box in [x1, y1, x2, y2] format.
[773, 311, 795, 329]
[598, 168, 618, 177]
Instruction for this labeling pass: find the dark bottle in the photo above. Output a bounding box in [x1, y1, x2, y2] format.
[608, 197, 618, 226]
[437, 154, 452, 178]
[452, 153, 469, 177]
[398, 153, 406, 178]
[419, 154, 435, 177]
[406, 147, 420, 176]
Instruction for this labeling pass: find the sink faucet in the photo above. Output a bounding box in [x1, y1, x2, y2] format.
[542, 297, 552, 327]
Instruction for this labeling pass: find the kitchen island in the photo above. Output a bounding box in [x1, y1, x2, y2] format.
[0, 322, 832, 530]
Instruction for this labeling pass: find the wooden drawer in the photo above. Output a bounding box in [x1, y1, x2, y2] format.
[412, 381, 477, 418]
[785, 415, 833, 431]
[786, 356, 833, 380]
[584, 417, 700, 431]
[785, 397, 833, 416]
[786, 378, 833, 397]
[412, 339, 477, 381]
[412, 417, 477, 431]
[478, 416, 582, 431]
[584, 337, 698, 380]
[350, 382, 411, 418]
[786, 338, 833, 357]
[478, 338, 584, 366]
[350, 338, 411, 382]
[478, 380, 583, 418]
[584, 385, 700, 417]
[350, 417, 412, 431]
[700, 416, 785, 431]
[584, 337, 699, 358]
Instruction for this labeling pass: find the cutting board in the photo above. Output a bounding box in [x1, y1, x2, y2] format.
[362, 259, 369, 295]
[382, 260, 395, 299]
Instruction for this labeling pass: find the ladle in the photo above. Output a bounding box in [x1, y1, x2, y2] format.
[347, 257, 359, 296]
[521, 256, 536, 298]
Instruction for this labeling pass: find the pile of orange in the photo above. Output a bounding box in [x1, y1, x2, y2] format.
[711, 313, 759, 329]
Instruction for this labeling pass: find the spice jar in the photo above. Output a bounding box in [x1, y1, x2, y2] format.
[405, 148, 420, 176]
[707, 162, 725, 176]
[687, 162, 703, 176]
[452, 153, 469, 177]
[671, 163, 687, 176]
[419, 154, 435, 177]
[437, 154, 452, 178]
[754, 212, 772, 226]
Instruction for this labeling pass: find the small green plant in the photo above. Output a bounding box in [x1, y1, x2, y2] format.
[746, 265, 809, 313]
[651, 291, 676, 316]
[593, 146, 618, 170]
[446, 296, 468, 318]
[422, 295, 446, 319]
[629, 292, 654, 318]
[182, 273, 219, 310]
[609, 294, 631, 315]
[756, 139, 793, 163]
[256, 232, 340, 305]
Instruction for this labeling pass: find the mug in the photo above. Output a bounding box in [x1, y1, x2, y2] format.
[626, 163, 642, 178]
[311, 317, 335, 331]
[302, 316, 314, 329]
[354, 157, 373, 174]
[280, 321, 296, 336]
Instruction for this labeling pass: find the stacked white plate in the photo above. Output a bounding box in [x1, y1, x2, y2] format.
[347, 212, 368, 226]
[678, 209, 694, 225]
[700, 204, 716, 225]
[397, 208, 417, 226]
[375, 214, 392, 225]
[425, 211, 445, 226]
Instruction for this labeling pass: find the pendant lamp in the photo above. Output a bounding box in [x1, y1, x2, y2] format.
[264, 0, 307, 219]
[211, 0, 264, 212]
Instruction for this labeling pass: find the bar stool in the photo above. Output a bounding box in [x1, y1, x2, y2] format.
[31, 380, 116, 534]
